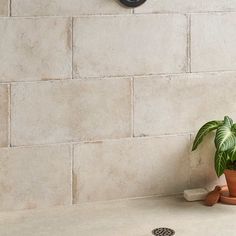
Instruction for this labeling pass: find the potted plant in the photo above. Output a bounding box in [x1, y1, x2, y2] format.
[192, 116, 236, 196]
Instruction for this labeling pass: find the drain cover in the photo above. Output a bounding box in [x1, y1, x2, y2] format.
[152, 228, 175, 236]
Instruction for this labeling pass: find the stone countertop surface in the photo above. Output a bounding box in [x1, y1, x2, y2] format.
[0, 195, 235, 236]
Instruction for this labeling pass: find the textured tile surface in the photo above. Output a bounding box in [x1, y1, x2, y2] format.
[11, 0, 130, 16]
[190, 133, 226, 190]
[0, 18, 71, 82]
[11, 79, 131, 146]
[73, 15, 187, 77]
[0, 85, 9, 147]
[73, 135, 190, 203]
[0, 0, 8, 16]
[191, 13, 236, 72]
[1, 196, 236, 235]
[135, 0, 236, 13]
[0, 145, 71, 211]
[134, 72, 236, 137]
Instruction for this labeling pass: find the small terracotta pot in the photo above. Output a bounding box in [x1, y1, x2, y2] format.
[224, 170, 236, 197]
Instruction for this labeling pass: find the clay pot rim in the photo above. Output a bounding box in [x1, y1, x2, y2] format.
[224, 169, 236, 174]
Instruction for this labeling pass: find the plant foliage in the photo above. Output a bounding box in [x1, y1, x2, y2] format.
[192, 116, 236, 177]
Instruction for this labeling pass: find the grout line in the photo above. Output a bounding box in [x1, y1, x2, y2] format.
[7, 84, 11, 147]
[72, 144, 78, 205]
[8, 0, 11, 17]
[131, 77, 135, 137]
[187, 14, 192, 73]
[6, 132, 195, 149]
[3, 11, 236, 18]
[72, 70, 236, 80]
[0, 78, 73, 85]
[2, 70, 236, 85]
[132, 10, 236, 15]
[73, 192, 184, 207]
[71, 17, 74, 79]
[70, 143, 74, 205]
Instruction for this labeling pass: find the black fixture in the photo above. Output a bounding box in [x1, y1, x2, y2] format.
[120, 0, 147, 7]
[152, 228, 175, 236]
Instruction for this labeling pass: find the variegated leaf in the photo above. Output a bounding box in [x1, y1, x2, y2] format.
[215, 151, 228, 177]
[214, 124, 236, 152]
[192, 120, 223, 151]
[228, 146, 236, 162]
[224, 116, 233, 127]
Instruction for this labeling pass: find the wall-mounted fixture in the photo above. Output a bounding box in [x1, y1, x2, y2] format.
[120, 0, 147, 7]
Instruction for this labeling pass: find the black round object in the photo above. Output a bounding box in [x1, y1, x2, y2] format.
[152, 228, 175, 236]
[120, 0, 147, 7]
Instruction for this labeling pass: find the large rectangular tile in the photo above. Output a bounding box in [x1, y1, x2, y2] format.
[135, 0, 236, 13]
[0, 84, 9, 147]
[11, 79, 131, 146]
[134, 72, 236, 136]
[191, 13, 236, 72]
[12, 0, 130, 16]
[0, 145, 71, 211]
[0, 18, 71, 82]
[0, 0, 8, 16]
[73, 135, 190, 202]
[73, 15, 187, 78]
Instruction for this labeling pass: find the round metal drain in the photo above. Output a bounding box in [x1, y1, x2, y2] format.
[152, 228, 175, 236]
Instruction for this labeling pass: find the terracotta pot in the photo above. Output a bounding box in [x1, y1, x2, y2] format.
[224, 170, 236, 197]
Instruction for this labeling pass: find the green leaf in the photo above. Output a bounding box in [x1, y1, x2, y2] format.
[214, 124, 236, 152]
[228, 146, 236, 162]
[224, 116, 233, 127]
[215, 151, 228, 177]
[192, 120, 223, 151]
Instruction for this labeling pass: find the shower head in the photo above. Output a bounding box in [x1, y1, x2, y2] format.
[119, 0, 147, 7]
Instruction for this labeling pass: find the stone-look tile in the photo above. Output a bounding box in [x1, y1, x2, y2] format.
[0, 85, 9, 147]
[135, 0, 236, 13]
[0, 145, 71, 211]
[0, 18, 71, 82]
[12, 0, 130, 16]
[73, 15, 187, 78]
[2, 196, 236, 236]
[73, 135, 190, 203]
[134, 72, 236, 137]
[190, 133, 226, 190]
[11, 79, 131, 146]
[0, 0, 8, 16]
[191, 13, 236, 72]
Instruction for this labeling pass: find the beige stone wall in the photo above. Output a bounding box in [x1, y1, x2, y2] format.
[0, 0, 233, 210]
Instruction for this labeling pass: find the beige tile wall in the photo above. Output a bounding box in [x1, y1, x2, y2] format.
[191, 13, 236, 72]
[0, 145, 72, 211]
[135, 0, 236, 13]
[0, 85, 9, 147]
[134, 72, 236, 137]
[11, 0, 131, 16]
[73, 135, 190, 203]
[73, 15, 187, 77]
[11, 79, 131, 145]
[0, 0, 233, 210]
[0, 17, 72, 82]
[0, 0, 8, 16]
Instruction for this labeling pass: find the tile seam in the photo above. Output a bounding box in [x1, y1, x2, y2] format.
[8, 0, 11, 16]
[131, 77, 134, 137]
[2, 69, 236, 85]
[7, 132, 194, 149]
[187, 14, 192, 73]
[71, 17, 74, 79]
[7, 84, 11, 147]
[70, 143, 74, 205]
[5, 11, 236, 18]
